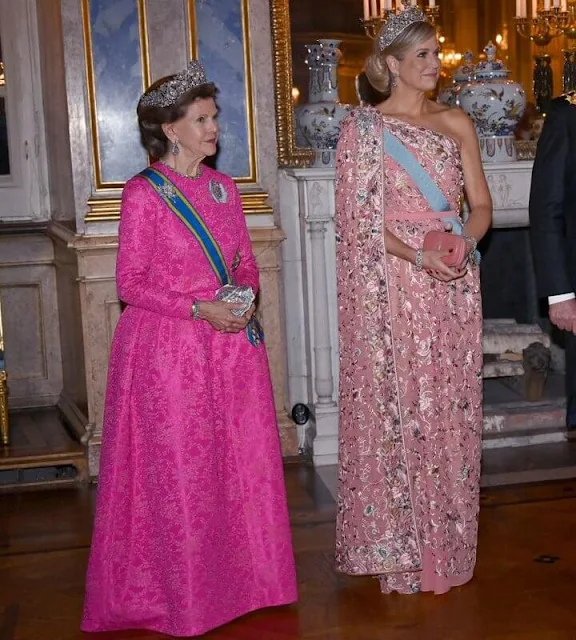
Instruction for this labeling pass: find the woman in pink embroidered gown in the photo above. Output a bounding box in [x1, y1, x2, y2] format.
[335, 6, 492, 595]
[82, 62, 297, 637]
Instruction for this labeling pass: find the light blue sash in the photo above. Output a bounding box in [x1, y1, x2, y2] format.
[384, 129, 451, 212]
[383, 129, 480, 263]
[139, 167, 264, 346]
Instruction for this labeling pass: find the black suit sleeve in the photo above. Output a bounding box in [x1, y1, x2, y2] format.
[529, 100, 573, 298]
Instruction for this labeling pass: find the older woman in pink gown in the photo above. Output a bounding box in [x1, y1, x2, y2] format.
[82, 61, 297, 637]
[335, 3, 492, 595]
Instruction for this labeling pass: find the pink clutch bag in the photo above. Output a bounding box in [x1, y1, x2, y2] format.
[423, 231, 468, 268]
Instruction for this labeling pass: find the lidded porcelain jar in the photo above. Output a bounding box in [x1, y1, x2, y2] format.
[295, 39, 352, 167]
[437, 50, 475, 108]
[459, 41, 526, 162]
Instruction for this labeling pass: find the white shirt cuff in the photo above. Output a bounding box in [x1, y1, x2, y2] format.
[549, 293, 576, 305]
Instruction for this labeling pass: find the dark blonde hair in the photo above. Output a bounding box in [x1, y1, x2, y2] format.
[365, 21, 437, 100]
[137, 79, 217, 158]
[356, 71, 387, 106]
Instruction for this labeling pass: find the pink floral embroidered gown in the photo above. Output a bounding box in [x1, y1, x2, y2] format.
[335, 107, 483, 595]
[82, 162, 297, 637]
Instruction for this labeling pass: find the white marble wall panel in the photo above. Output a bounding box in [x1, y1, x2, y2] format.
[60, 0, 94, 233]
[0, 0, 50, 222]
[145, 0, 188, 81]
[36, 0, 76, 223]
[49, 224, 89, 438]
[72, 235, 120, 454]
[0, 234, 63, 407]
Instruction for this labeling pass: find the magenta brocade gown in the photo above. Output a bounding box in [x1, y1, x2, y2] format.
[81, 163, 297, 637]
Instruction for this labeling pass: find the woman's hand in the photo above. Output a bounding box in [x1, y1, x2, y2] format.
[197, 301, 250, 333]
[422, 250, 467, 282]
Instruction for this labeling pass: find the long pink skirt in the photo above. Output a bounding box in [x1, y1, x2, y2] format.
[82, 305, 297, 636]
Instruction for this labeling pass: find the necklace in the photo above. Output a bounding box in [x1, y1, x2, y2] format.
[159, 160, 203, 180]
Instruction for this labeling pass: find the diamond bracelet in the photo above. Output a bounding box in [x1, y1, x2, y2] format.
[415, 248, 424, 271]
[191, 300, 201, 319]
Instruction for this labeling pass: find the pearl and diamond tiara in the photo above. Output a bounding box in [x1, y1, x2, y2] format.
[378, 0, 429, 51]
[139, 60, 210, 109]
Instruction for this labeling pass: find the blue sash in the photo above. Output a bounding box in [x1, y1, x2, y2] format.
[384, 129, 451, 212]
[383, 129, 480, 263]
[140, 167, 231, 285]
[139, 167, 264, 346]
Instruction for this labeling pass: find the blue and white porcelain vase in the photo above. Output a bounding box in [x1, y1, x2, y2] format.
[437, 50, 475, 108]
[459, 41, 526, 163]
[295, 39, 351, 168]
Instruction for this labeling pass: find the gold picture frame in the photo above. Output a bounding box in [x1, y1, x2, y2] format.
[270, 0, 313, 168]
[81, 0, 273, 219]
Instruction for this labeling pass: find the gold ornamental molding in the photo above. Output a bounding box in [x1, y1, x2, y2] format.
[85, 198, 123, 222]
[83, 0, 270, 222]
[187, 0, 258, 184]
[81, 0, 151, 192]
[239, 192, 274, 215]
[85, 190, 272, 222]
[187, 0, 199, 58]
[270, 0, 313, 168]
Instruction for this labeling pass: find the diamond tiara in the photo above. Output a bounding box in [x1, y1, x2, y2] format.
[139, 60, 210, 109]
[378, 1, 429, 51]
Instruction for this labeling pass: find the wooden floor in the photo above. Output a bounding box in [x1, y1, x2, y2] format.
[1, 465, 576, 640]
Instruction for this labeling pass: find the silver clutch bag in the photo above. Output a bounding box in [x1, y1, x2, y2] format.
[214, 284, 255, 317]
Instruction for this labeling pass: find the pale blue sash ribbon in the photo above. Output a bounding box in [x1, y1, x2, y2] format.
[383, 129, 480, 263]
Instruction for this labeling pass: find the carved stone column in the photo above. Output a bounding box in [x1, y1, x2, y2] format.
[307, 219, 336, 407]
[303, 178, 339, 465]
[280, 169, 340, 466]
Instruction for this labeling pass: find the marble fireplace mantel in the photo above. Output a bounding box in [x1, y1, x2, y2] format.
[278, 160, 536, 466]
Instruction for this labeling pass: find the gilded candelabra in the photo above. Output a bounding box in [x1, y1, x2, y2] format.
[361, 1, 440, 41]
[563, 5, 576, 91]
[514, 7, 569, 48]
[513, 2, 576, 105]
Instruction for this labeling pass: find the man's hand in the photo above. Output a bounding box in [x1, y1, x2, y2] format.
[549, 298, 576, 334]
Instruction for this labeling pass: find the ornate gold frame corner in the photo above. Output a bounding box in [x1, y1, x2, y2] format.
[270, 0, 313, 168]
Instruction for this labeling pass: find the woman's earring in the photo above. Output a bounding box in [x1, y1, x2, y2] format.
[171, 140, 180, 155]
[391, 74, 399, 89]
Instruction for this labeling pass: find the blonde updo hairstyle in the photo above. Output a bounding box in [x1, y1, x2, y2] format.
[365, 21, 437, 101]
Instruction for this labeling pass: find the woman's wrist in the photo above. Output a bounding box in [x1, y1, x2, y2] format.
[463, 234, 478, 254]
[191, 299, 203, 320]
